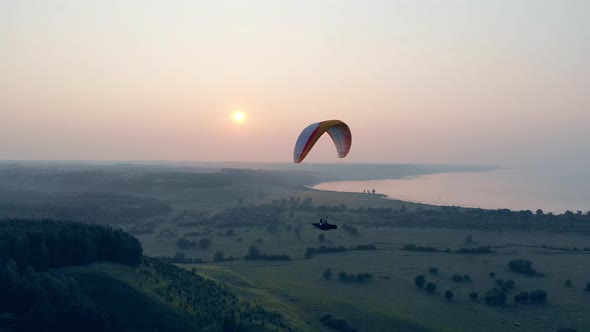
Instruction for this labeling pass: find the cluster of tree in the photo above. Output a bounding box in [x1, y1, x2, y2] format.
[481, 279, 518, 305]
[0, 219, 147, 331]
[213, 250, 235, 263]
[155, 253, 205, 264]
[540, 244, 590, 252]
[293, 223, 302, 239]
[0, 219, 143, 270]
[350, 206, 397, 214]
[127, 222, 158, 235]
[172, 210, 212, 227]
[183, 231, 210, 237]
[217, 228, 236, 237]
[425, 282, 437, 293]
[414, 274, 436, 293]
[266, 224, 279, 234]
[357, 204, 590, 234]
[484, 288, 507, 305]
[268, 196, 347, 214]
[223, 168, 318, 188]
[271, 196, 311, 210]
[198, 238, 212, 249]
[351, 244, 377, 251]
[455, 246, 493, 254]
[177, 237, 197, 249]
[403, 244, 493, 254]
[317, 204, 348, 213]
[342, 224, 360, 236]
[0, 259, 122, 332]
[143, 256, 293, 331]
[445, 290, 454, 301]
[403, 244, 439, 252]
[176, 237, 212, 250]
[451, 273, 471, 282]
[305, 245, 348, 258]
[508, 259, 540, 276]
[495, 279, 515, 292]
[244, 245, 290, 261]
[319, 314, 358, 332]
[0, 191, 172, 225]
[514, 290, 548, 304]
[338, 271, 373, 283]
[203, 205, 283, 228]
[157, 227, 179, 238]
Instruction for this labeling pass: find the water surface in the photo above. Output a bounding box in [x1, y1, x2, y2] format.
[313, 169, 590, 213]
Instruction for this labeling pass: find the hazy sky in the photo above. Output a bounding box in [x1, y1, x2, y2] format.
[1, 0, 588, 165]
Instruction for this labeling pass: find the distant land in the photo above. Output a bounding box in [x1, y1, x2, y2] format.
[0, 160, 498, 183]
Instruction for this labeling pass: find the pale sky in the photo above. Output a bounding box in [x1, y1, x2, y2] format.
[1, 0, 588, 166]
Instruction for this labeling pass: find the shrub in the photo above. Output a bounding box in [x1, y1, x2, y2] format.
[428, 267, 438, 275]
[339, 271, 347, 281]
[322, 318, 356, 332]
[352, 244, 377, 251]
[213, 250, 225, 262]
[565, 279, 572, 287]
[245, 245, 290, 261]
[508, 259, 537, 275]
[177, 237, 197, 249]
[452, 274, 464, 282]
[496, 279, 515, 292]
[305, 245, 348, 258]
[489, 272, 496, 278]
[355, 273, 373, 282]
[514, 291, 530, 303]
[484, 288, 507, 306]
[198, 238, 212, 250]
[514, 290, 547, 303]
[529, 289, 547, 303]
[414, 274, 426, 287]
[426, 282, 436, 293]
[445, 290, 454, 301]
[318, 234, 326, 242]
[456, 246, 493, 254]
[323, 268, 332, 280]
[342, 224, 360, 236]
[403, 244, 439, 252]
[469, 292, 478, 301]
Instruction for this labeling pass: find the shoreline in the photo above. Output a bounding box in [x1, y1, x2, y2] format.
[312, 170, 588, 214]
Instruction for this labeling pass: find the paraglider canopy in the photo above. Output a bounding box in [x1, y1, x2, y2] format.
[293, 120, 351, 163]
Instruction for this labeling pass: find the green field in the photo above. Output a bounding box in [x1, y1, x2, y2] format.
[2, 163, 589, 331]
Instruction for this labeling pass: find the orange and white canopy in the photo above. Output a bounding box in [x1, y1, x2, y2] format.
[293, 120, 352, 163]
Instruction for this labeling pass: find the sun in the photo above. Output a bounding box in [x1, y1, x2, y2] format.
[231, 110, 246, 124]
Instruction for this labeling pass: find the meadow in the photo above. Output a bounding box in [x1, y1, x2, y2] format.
[1, 163, 588, 331]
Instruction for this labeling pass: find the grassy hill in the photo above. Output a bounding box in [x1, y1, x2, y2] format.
[65, 259, 298, 332]
[0, 219, 297, 332]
